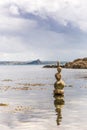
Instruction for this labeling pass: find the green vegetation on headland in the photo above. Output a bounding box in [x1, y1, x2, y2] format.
[43, 57, 87, 69]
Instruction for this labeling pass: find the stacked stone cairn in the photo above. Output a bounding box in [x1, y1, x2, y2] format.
[54, 62, 65, 125]
[54, 62, 65, 95]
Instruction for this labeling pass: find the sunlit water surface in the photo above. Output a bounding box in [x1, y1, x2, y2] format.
[0, 65, 87, 130]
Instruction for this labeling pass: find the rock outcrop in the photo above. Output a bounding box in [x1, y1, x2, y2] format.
[64, 58, 87, 69]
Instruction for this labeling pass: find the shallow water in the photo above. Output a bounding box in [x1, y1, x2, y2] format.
[0, 65, 87, 130]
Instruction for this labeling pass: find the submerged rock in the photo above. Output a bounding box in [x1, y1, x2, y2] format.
[0, 103, 8, 106]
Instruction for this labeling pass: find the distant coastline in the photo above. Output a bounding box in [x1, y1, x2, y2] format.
[43, 57, 87, 69]
[0, 59, 57, 65]
[1, 58, 87, 69]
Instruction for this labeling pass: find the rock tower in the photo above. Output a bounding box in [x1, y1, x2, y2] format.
[54, 62, 65, 95]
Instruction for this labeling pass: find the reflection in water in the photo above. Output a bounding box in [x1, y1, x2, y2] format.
[54, 94, 65, 125]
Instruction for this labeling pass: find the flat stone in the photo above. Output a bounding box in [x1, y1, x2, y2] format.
[54, 89, 64, 95]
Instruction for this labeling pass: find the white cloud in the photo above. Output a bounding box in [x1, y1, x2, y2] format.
[6, 0, 87, 32]
[0, 0, 87, 31]
[0, 36, 26, 53]
[0, 0, 87, 61]
[0, 15, 37, 33]
[0, 35, 37, 61]
[9, 4, 20, 15]
[0, 1, 37, 33]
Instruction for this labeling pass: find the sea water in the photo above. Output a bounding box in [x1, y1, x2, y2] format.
[0, 65, 87, 130]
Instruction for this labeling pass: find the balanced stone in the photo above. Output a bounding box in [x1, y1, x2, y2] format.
[54, 80, 65, 89]
[57, 66, 62, 73]
[55, 73, 61, 81]
[54, 89, 64, 95]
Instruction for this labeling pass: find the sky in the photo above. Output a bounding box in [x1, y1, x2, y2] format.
[0, 0, 87, 61]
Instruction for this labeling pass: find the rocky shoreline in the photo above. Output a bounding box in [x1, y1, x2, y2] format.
[43, 58, 87, 69]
